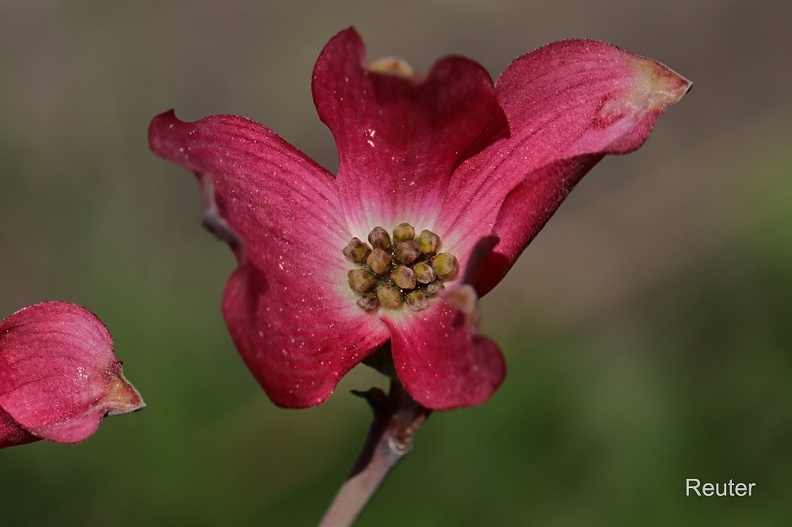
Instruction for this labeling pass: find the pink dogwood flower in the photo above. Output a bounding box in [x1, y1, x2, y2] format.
[149, 28, 689, 410]
[0, 301, 144, 449]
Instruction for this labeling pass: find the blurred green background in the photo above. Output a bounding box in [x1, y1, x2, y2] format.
[2, 1, 791, 525]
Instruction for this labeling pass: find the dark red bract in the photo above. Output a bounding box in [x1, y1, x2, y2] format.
[149, 28, 689, 410]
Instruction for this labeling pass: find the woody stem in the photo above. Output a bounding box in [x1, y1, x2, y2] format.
[317, 379, 431, 527]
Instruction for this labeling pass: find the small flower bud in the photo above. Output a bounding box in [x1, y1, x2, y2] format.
[348, 269, 377, 292]
[394, 240, 420, 264]
[392, 222, 415, 242]
[413, 261, 435, 284]
[414, 230, 439, 255]
[405, 290, 429, 311]
[391, 266, 416, 290]
[366, 248, 392, 275]
[367, 226, 391, 250]
[343, 238, 371, 263]
[376, 284, 403, 309]
[432, 252, 458, 278]
[426, 279, 445, 294]
[356, 293, 380, 313]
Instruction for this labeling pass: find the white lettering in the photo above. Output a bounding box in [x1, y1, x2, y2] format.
[686, 478, 756, 496]
[686, 478, 701, 496]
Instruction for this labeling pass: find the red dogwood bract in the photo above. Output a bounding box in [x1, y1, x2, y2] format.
[0, 301, 144, 449]
[149, 28, 690, 410]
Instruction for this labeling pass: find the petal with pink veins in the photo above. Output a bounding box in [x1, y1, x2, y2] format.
[436, 39, 691, 294]
[149, 111, 390, 408]
[313, 28, 503, 232]
[385, 284, 505, 410]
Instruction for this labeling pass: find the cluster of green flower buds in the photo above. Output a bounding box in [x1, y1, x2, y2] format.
[343, 223, 458, 313]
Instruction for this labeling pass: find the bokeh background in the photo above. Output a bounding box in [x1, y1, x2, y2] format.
[2, 1, 791, 525]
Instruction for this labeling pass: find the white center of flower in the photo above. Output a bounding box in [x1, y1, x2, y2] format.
[343, 222, 458, 313]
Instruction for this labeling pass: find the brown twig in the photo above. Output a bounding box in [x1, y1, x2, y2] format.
[318, 380, 431, 527]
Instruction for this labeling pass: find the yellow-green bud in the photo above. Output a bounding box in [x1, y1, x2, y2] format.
[348, 269, 377, 292]
[376, 284, 403, 309]
[367, 226, 391, 250]
[366, 247, 391, 275]
[391, 265, 416, 290]
[405, 290, 429, 311]
[394, 240, 420, 264]
[432, 252, 458, 278]
[413, 261, 435, 284]
[392, 222, 415, 242]
[357, 293, 380, 313]
[414, 229, 439, 255]
[343, 237, 371, 263]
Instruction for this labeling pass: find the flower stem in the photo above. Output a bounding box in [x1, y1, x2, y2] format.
[318, 380, 431, 527]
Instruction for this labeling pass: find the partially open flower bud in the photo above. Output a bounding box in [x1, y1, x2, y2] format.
[0, 302, 144, 449]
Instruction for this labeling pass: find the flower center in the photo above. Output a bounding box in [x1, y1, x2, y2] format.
[343, 223, 458, 313]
